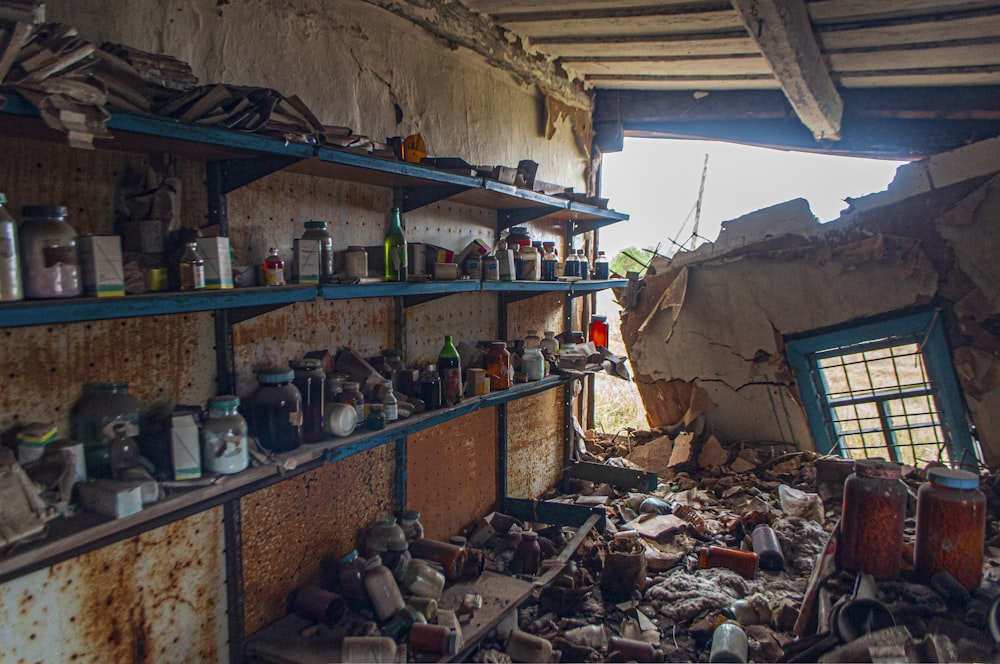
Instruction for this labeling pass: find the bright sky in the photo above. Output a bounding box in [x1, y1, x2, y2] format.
[599, 137, 907, 258]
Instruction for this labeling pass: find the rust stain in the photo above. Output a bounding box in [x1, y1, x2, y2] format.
[407, 408, 496, 541]
[506, 292, 565, 339]
[240, 445, 395, 633]
[506, 388, 564, 499]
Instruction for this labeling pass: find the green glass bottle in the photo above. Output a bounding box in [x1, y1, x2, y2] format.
[384, 207, 408, 282]
[438, 335, 462, 405]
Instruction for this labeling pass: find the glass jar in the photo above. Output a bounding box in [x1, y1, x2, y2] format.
[202, 395, 249, 474]
[464, 252, 482, 280]
[496, 244, 516, 281]
[915, 467, 986, 590]
[363, 555, 406, 622]
[540, 330, 559, 356]
[338, 381, 365, 429]
[513, 529, 541, 575]
[381, 349, 405, 391]
[699, 546, 758, 579]
[593, 250, 610, 280]
[710, 622, 748, 664]
[838, 459, 906, 581]
[251, 367, 302, 452]
[409, 623, 458, 656]
[563, 249, 580, 278]
[609, 637, 659, 663]
[409, 538, 467, 581]
[0, 193, 22, 301]
[505, 630, 553, 663]
[541, 242, 558, 281]
[337, 550, 370, 607]
[589, 314, 609, 348]
[108, 421, 141, 480]
[400, 509, 425, 541]
[345, 245, 368, 280]
[400, 558, 446, 599]
[325, 372, 348, 403]
[365, 514, 409, 558]
[487, 342, 511, 391]
[366, 404, 385, 430]
[522, 347, 544, 382]
[751, 524, 785, 571]
[19, 205, 80, 299]
[178, 241, 206, 291]
[290, 358, 325, 443]
[483, 252, 500, 281]
[524, 329, 541, 349]
[420, 365, 442, 410]
[71, 381, 142, 479]
[302, 220, 334, 282]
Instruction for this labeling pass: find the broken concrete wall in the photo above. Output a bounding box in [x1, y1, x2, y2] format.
[622, 138, 1000, 465]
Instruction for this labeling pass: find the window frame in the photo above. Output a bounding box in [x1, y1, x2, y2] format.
[786, 311, 977, 464]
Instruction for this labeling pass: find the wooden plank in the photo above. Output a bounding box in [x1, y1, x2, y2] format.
[829, 43, 1000, 73]
[807, 0, 999, 25]
[838, 70, 1000, 88]
[465, 0, 722, 14]
[585, 75, 780, 90]
[731, 0, 844, 141]
[440, 571, 535, 662]
[818, 14, 1000, 50]
[542, 34, 759, 57]
[507, 10, 745, 41]
[566, 54, 772, 77]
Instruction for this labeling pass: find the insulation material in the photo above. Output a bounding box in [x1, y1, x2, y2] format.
[240, 445, 395, 634]
[506, 388, 564, 499]
[0, 508, 226, 663]
[406, 408, 496, 541]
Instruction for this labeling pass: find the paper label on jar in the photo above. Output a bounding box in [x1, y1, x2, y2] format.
[101, 418, 140, 442]
[205, 430, 245, 458]
[43, 245, 78, 267]
[384, 403, 398, 421]
[288, 409, 303, 426]
[265, 267, 285, 286]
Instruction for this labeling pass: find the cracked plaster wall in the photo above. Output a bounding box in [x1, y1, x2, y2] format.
[624, 157, 1000, 466]
[48, 0, 588, 189]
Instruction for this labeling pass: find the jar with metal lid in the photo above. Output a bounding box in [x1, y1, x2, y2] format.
[363, 555, 406, 622]
[19, 205, 80, 299]
[487, 342, 511, 390]
[290, 358, 325, 443]
[593, 250, 610, 280]
[324, 372, 348, 403]
[365, 514, 408, 558]
[400, 558, 446, 599]
[838, 459, 906, 581]
[338, 381, 364, 429]
[0, 193, 22, 301]
[483, 252, 500, 281]
[915, 466, 986, 590]
[522, 347, 544, 382]
[71, 382, 142, 479]
[251, 367, 302, 452]
[589, 314, 609, 348]
[302, 220, 334, 282]
[400, 509, 424, 541]
[344, 245, 367, 280]
[202, 395, 249, 474]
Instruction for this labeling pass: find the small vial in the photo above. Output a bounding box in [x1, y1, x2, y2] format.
[264, 246, 285, 286]
[179, 242, 206, 291]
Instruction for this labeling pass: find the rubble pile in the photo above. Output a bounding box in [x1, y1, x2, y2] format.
[467, 430, 1000, 663]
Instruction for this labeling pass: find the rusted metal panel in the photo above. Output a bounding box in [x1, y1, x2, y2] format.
[406, 408, 496, 541]
[240, 445, 396, 634]
[506, 387, 565, 499]
[0, 507, 226, 663]
[0, 313, 217, 439]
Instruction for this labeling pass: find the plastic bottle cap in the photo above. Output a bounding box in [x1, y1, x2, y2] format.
[854, 458, 902, 479]
[927, 466, 980, 489]
[304, 220, 329, 229]
[592, 315, 607, 321]
[0, 193, 6, 205]
[339, 550, 360, 564]
[402, 510, 420, 520]
[257, 367, 295, 384]
[208, 395, 240, 410]
[22, 205, 67, 218]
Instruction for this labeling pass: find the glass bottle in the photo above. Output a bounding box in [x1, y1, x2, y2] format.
[251, 367, 302, 452]
[290, 358, 325, 443]
[464, 252, 482, 280]
[409, 538, 467, 581]
[19, 205, 80, 299]
[838, 459, 906, 581]
[363, 555, 406, 622]
[522, 347, 545, 382]
[487, 342, 511, 391]
[365, 514, 409, 558]
[381, 349, 406, 392]
[338, 381, 365, 429]
[366, 403, 385, 430]
[109, 421, 140, 480]
[400, 509, 424, 541]
[381, 380, 399, 422]
[337, 550, 370, 607]
[505, 630, 553, 664]
[345, 245, 368, 280]
[609, 637, 660, 663]
[0, 193, 22, 301]
[540, 330, 559, 356]
[438, 335, 462, 406]
[915, 467, 986, 590]
[710, 622, 748, 664]
[71, 381, 142, 479]
[325, 372, 348, 403]
[593, 250, 610, 280]
[563, 248, 580, 278]
[699, 546, 758, 579]
[202, 395, 249, 474]
[751, 524, 785, 571]
[576, 248, 590, 279]
[409, 623, 458, 656]
[496, 243, 516, 281]
[263, 246, 285, 286]
[302, 220, 334, 282]
[524, 329, 541, 349]
[588, 314, 609, 348]
[384, 207, 408, 282]
[483, 252, 500, 281]
[420, 364, 442, 410]
[400, 558, 446, 599]
[541, 242, 558, 281]
[178, 242, 206, 291]
[513, 529, 541, 575]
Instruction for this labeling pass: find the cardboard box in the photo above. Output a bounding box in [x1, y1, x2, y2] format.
[78, 480, 143, 519]
[78, 236, 125, 297]
[170, 411, 201, 480]
[294, 239, 321, 284]
[196, 236, 234, 289]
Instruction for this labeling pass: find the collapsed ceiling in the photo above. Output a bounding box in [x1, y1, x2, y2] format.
[457, 0, 1000, 158]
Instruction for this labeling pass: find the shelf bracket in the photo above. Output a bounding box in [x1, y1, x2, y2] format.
[564, 461, 658, 492]
[499, 207, 551, 230]
[401, 184, 469, 212]
[215, 156, 304, 193]
[403, 292, 456, 308]
[502, 497, 606, 530]
[227, 303, 299, 325]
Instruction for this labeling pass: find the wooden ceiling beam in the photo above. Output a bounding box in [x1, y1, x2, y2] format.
[730, 0, 843, 141]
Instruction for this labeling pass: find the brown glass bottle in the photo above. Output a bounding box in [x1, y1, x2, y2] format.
[838, 459, 906, 581]
[409, 538, 467, 581]
[699, 546, 758, 579]
[915, 467, 986, 590]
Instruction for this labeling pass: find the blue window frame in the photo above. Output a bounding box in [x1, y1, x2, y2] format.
[786, 311, 978, 467]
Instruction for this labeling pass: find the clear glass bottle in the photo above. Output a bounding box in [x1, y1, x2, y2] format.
[710, 622, 748, 664]
[420, 364, 442, 410]
[540, 330, 559, 356]
[251, 367, 302, 452]
[337, 550, 370, 607]
[381, 349, 406, 392]
[290, 358, 325, 443]
[363, 555, 406, 622]
[384, 207, 408, 282]
[838, 459, 906, 581]
[438, 335, 462, 406]
[464, 252, 483, 280]
[522, 346, 545, 382]
[524, 329, 541, 349]
[178, 241, 206, 291]
[0, 193, 22, 301]
[19, 205, 80, 299]
[345, 245, 368, 280]
[400, 559, 446, 599]
[302, 220, 334, 282]
[400, 509, 424, 541]
[202, 395, 249, 474]
[338, 381, 365, 429]
[365, 515, 409, 558]
[541, 242, 558, 281]
[496, 244, 516, 281]
[381, 380, 399, 422]
[915, 467, 986, 590]
[593, 250, 610, 280]
[263, 246, 285, 286]
[71, 381, 142, 479]
[109, 421, 141, 480]
[487, 342, 511, 390]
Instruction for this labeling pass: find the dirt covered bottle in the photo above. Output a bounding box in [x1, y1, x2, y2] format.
[438, 335, 462, 406]
[384, 207, 407, 282]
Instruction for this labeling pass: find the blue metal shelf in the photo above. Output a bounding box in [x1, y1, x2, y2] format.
[481, 281, 570, 293]
[0, 286, 318, 328]
[319, 281, 481, 300]
[570, 279, 628, 294]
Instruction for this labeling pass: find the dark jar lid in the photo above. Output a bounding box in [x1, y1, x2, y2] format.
[257, 367, 294, 384]
[21, 205, 67, 219]
[289, 358, 322, 370]
[304, 220, 329, 229]
[854, 458, 902, 479]
[85, 381, 130, 394]
[927, 466, 979, 489]
[208, 395, 240, 410]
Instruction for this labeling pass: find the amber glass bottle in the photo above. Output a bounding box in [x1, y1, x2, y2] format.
[838, 459, 906, 581]
[915, 467, 986, 590]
